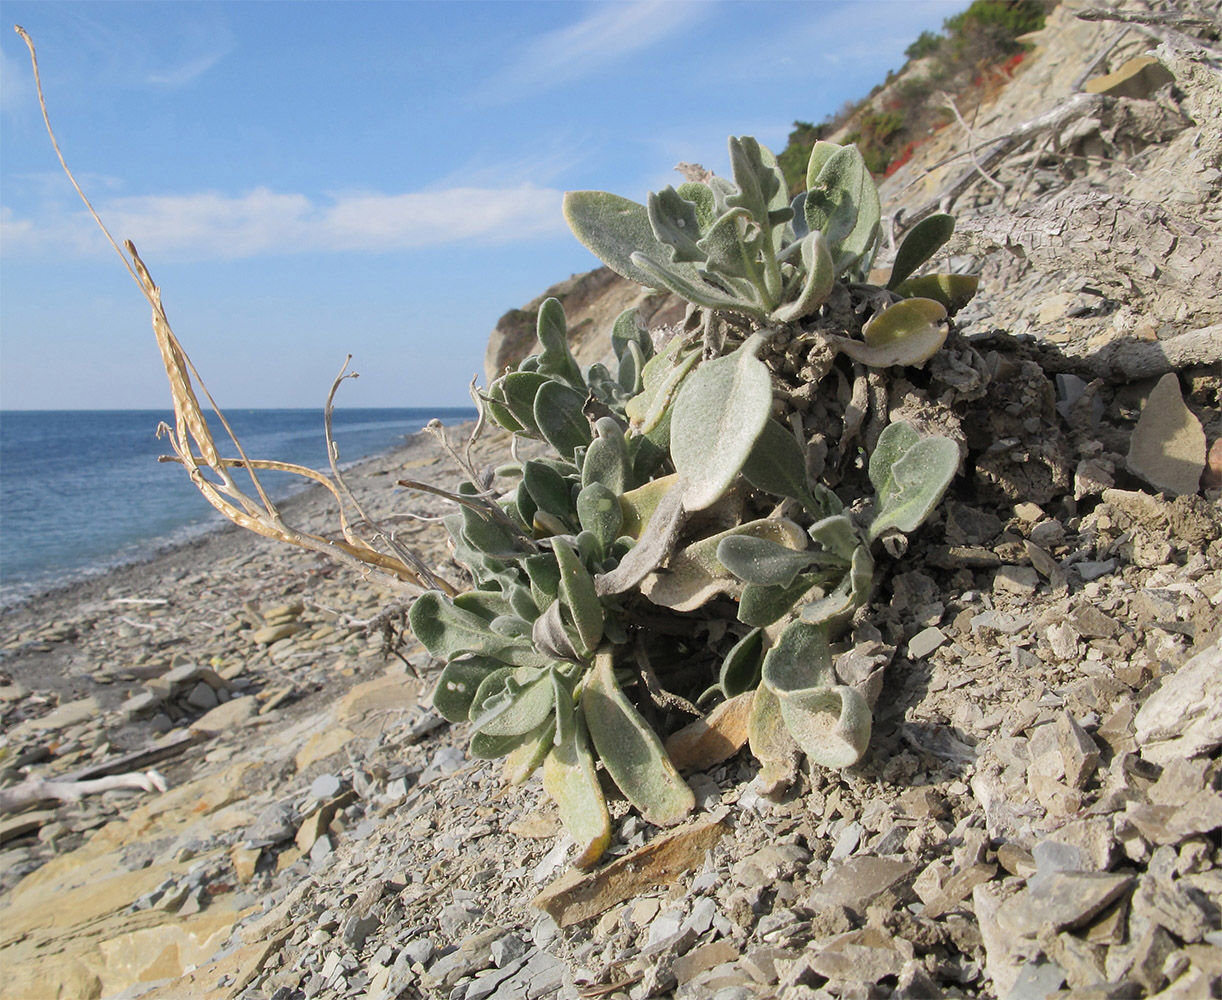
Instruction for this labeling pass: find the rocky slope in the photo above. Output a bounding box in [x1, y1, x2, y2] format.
[2, 4, 1220, 1000]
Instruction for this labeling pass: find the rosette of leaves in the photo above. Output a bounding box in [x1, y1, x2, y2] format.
[409, 138, 973, 866]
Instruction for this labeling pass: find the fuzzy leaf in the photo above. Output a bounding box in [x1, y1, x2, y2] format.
[501, 371, 549, 437]
[761, 620, 872, 769]
[807, 514, 860, 563]
[611, 307, 652, 363]
[804, 140, 841, 192]
[867, 423, 959, 541]
[532, 600, 581, 663]
[503, 717, 556, 785]
[534, 380, 592, 460]
[671, 340, 773, 511]
[720, 628, 764, 697]
[726, 135, 785, 225]
[677, 181, 716, 232]
[630, 251, 764, 319]
[581, 420, 628, 494]
[470, 667, 556, 737]
[596, 481, 686, 596]
[648, 186, 705, 263]
[742, 418, 822, 514]
[523, 460, 574, 519]
[563, 190, 681, 289]
[525, 553, 561, 609]
[625, 335, 698, 433]
[576, 482, 622, 553]
[798, 545, 873, 632]
[804, 143, 881, 273]
[717, 535, 842, 589]
[840, 297, 948, 368]
[738, 573, 823, 627]
[584, 651, 694, 827]
[410, 592, 544, 666]
[482, 380, 524, 433]
[618, 472, 680, 539]
[696, 207, 763, 285]
[771, 230, 834, 324]
[893, 273, 979, 314]
[536, 297, 583, 385]
[543, 714, 611, 868]
[554, 538, 602, 657]
[432, 656, 504, 723]
[470, 729, 536, 760]
[747, 683, 799, 795]
[887, 213, 955, 289]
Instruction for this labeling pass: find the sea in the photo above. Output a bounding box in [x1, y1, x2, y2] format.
[0, 408, 476, 607]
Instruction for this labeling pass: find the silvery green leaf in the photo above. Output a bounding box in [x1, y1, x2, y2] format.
[617, 340, 646, 396]
[554, 537, 602, 657]
[696, 207, 763, 284]
[611, 306, 652, 362]
[804, 140, 841, 192]
[648, 186, 705, 263]
[581, 421, 628, 494]
[724, 137, 780, 223]
[671, 339, 773, 511]
[490, 615, 531, 639]
[551, 665, 578, 748]
[761, 619, 835, 694]
[500, 371, 549, 437]
[470, 729, 536, 760]
[564, 190, 702, 290]
[532, 599, 581, 663]
[583, 651, 694, 828]
[738, 573, 823, 627]
[839, 297, 947, 368]
[807, 514, 859, 563]
[887, 213, 955, 289]
[893, 273, 979, 314]
[618, 471, 679, 539]
[789, 192, 809, 239]
[867, 422, 959, 541]
[742, 417, 830, 516]
[534, 380, 592, 460]
[627, 339, 699, 435]
[577, 482, 622, 553]
[677, 181, 715, 232]
[508, 584, 540, 623]
[525, 553, 561, 608]
[411, 592, 526, 664]
[432, 656, 504, 723]
[595, 480, 686, 596]
[513, 482, 537, 532]
[453, 588, 513, 622]
[470, 667, 555, 736]
[747, 681, 799, 795]
[482, 380, 524, 433]
[543, 713, 610, 868]
[503, 717, 556, 785]
[760, 619, 870, 767]
[716, 535, 843, 588]
[630, 251, 765, 319]
[779, 683, 872, 769]
[459, 503, 520, 559]
[630, 412, 671, 483]
[771, 229, 834, 324]
[523, 460, 573, 519]
[720, 627, 764, 697]
[803, 143, 881, 274]
[536, 297, 583, 386]
[575, 530, 602, 566]
[799, 544, 873, 632]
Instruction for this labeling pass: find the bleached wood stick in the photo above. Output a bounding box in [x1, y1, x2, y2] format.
[0, 769, 167, 814]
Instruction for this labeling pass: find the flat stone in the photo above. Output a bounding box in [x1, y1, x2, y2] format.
[673, 940, 740, 985]
[1057, 711, 1100, 789]
[1007, 959, 1067, 1000]
[295, 726, 358, 772]
[1126, 373, 1206, 496]
[186, 681, 219, 710]
[997, 872, 1134, 938]
[532, 817, 728, 927]
[10, 696, 99, 738]
[805, 856, 918, 915]
[994, 566, 1040, 596]
[419, 925, 505, 989]
[920, 862, 997, 919]
[1134, 643, 1222, 764]
[252, 622, 307, 645]
[907, 626, 947, 660]
[191, 695, 258, 734]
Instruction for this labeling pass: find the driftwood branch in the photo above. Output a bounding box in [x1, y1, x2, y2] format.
[0, 769, 168, 815]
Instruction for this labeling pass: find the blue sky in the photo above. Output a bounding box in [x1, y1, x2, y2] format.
[1, 1, 964, 409]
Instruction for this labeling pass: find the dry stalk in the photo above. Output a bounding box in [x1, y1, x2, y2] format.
[15, 25, 457, 599]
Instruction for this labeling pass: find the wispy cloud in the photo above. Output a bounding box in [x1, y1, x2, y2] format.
[1, 184, 567, 260]
[145, 15, 235, 86]
[0, 43, 32, 117]
[479, 0, 707, 104]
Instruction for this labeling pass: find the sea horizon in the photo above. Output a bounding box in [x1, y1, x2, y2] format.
[0, 407, 476, 607]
